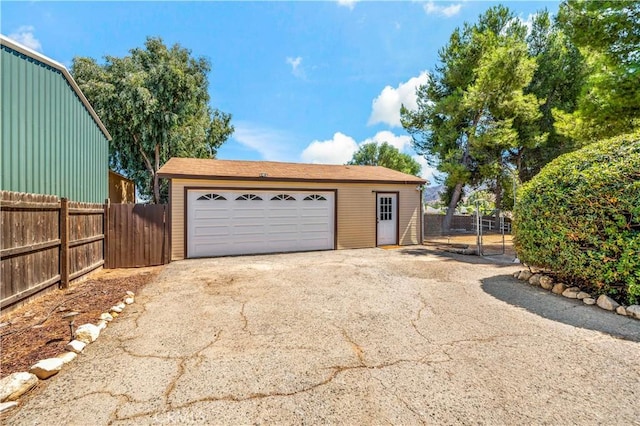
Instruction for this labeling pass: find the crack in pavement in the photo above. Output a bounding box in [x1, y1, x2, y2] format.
[372, 376, 427, 424]
[131, 295, 149, 330]
[163, 333, 222, 403]
[112, 345, 454, 422]
[61, 390, 139, 425]
[164, 356, 446, 412]
[340, 328, 366, 365]
[410, 295, 432, 343]
[240, 301, 250, 334]
[111, 333, 222, 423]
[440, 333, 535, 349]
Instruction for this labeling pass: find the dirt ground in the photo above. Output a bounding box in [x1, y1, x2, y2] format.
[425, 233, 516, 257]
[0, 266, 162, 379]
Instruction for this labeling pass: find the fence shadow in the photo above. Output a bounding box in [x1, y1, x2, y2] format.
[399, 246, 517, 267]
[481, 275, 640, 342]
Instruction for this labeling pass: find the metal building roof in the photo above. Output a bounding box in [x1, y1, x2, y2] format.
[0, 34, 112, 141]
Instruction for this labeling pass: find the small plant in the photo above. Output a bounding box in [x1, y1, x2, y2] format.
[514, 133, 640, 304]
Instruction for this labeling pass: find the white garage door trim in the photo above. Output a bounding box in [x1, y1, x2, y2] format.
[186, 188, 336, 258]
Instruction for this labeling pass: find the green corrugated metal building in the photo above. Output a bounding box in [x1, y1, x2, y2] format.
[1, 35, 112, 203]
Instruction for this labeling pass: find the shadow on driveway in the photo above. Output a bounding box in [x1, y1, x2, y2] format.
[481, 275, 640, 342]
[400, 247, 517, 267]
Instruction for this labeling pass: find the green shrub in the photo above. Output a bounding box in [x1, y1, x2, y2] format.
[514, 133, 640, 304]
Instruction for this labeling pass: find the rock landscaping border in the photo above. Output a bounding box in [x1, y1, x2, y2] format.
[0, 290, 136, 413]
[513, 270, 640, 321]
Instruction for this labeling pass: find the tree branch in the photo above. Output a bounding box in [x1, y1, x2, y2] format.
[133, 134, 154, 176]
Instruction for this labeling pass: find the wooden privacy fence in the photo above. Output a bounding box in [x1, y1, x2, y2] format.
[105, 203, 169, 268]
[1, 191, 105, 309]
[2, 191, 171, 310]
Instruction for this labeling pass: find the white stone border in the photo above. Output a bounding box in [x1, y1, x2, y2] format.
[513, 270, 640, 320]
[0, 291, 136, 412]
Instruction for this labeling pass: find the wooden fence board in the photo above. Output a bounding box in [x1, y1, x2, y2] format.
[105, 204, 169, 268]
[1, 191, 105, 310]
[2, 191, 170, 310]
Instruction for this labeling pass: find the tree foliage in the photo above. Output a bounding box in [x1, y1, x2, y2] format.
[401, 6, 543, 230]
[519, 10, 587, 182]
[347, 142, 422, 176]
[514, 133, 640, 304]
[553, 0, 640, 142]
[72, 37, 234, 203]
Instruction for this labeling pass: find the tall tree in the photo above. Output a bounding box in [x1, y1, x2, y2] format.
[554, 0, 640, 142]
[517, 10, 587, 184]
[72, 37, 234, 203]
[347, 142, 422, 176]
[402, 6, 542, 231]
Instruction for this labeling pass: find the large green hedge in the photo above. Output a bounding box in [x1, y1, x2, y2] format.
[514, 133, 640, 304]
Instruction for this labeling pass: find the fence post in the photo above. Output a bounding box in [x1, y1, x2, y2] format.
[59, 198, 69, 289]
[163, 204, 169, 265]
[104, 198, 110, 269]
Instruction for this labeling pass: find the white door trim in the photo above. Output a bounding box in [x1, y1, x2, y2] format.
[376, 192, 398, 246]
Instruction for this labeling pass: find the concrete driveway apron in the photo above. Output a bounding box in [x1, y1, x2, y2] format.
[7, 248, 640, 425]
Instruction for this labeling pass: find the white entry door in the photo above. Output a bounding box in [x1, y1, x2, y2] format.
[187, 189, 334, 258]
[377, 193, 397, 246]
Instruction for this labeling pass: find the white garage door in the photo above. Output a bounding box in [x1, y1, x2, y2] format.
[187, 189, 335, 258]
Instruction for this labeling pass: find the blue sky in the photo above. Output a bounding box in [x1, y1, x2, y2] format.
[2, 1, 559, 185]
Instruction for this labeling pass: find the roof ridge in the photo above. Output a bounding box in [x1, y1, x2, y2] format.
[158, 157, 426, 184]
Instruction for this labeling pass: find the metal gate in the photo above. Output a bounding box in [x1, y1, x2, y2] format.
[473, 203, 507, 256]
[422, 195, 511, 257]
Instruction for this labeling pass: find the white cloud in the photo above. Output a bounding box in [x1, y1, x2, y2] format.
[337, 0, 359, 10]
[423, 2, 462, 17]
[413, 155, 440, 184]
[300, 130, 415, 165]
[286, 56, 306, 79]
[8, 25, 42, 52]
[518, 13, 537, 35]
[362, 131, 412, 152]
[232, 122, 297, 161]
[301, 132, 359, 164]
[368, 71, 429, 127]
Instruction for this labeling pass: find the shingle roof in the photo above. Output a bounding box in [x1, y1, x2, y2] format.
[157, 158, 426, 184]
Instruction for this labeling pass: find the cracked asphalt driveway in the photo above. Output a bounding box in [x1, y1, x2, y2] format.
[8, 248, 640, 425]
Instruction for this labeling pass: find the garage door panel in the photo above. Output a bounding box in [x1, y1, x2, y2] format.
[232, 209, 265, 218]
[300, 208, 330, 216]
[233, 227, 265, 236]
[187, 190, 334, 257]
[193, 226, 231, 237]
[267, 209, 299, 218]
[298, 225, 329, 234]
[194, 209, 230, 220]
[268, 223, 297, 231]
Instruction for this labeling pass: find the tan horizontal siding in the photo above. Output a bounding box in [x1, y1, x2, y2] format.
[336, 185, 376, 249]
[169, 179, 421, 260]
[398, 187, 421, 245]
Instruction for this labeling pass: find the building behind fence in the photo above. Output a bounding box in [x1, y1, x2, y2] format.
[1, 35, 111, 203]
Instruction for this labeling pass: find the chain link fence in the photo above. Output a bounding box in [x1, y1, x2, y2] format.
[423, 212, 513, 257]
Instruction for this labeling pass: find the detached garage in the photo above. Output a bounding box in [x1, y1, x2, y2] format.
[158, 158, 426, 260]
